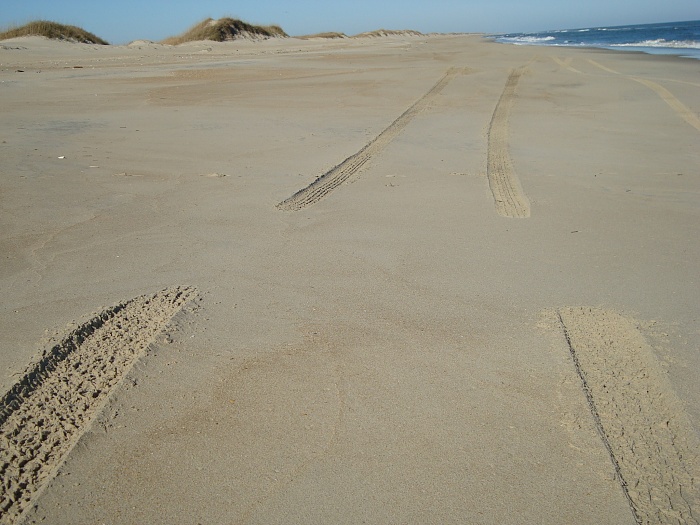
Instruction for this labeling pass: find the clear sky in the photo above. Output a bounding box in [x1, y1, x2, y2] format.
[1, 0, 698, 44]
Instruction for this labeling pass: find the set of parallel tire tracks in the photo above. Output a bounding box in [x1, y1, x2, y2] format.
[278, 64, 533, 219]
[0, 287, 197, 524]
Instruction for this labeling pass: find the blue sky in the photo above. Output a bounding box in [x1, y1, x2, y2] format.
[1, 0, 698, 44]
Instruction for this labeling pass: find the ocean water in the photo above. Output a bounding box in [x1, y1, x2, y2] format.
[493, 19, 700, 60]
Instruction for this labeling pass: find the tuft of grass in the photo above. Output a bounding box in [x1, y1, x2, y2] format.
[297, 32, 347, 40]
[0, 20, 109, 44]
[260, 24, 287, 37]
[353, 29, 423, 38]
[161, 17, 288, 45]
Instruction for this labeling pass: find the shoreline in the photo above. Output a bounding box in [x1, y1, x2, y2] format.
[488, 19, 700, 61]
[488, 38, 700, 61]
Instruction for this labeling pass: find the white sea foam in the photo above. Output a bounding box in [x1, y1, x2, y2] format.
[493, 20, 700, 60]
[610, 38, 700, 49]
[499, 35, 556, 44]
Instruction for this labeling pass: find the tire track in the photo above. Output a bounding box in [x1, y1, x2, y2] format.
[631, 77, 700, 132]
[586, 58, 620, 75]
[487, 67, 531, 218]
[557, 307, 700, 525]
[586, 59, 700, 132]
[0, 286, 197, 525]
[276, 67, 466, 211]
[552, 56, 582, 74]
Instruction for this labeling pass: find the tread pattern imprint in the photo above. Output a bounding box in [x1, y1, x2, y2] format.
[277, 67, 468, 211]
[0, 287, 197, 525]
[486, 67, 532, 218]
[558, 307, 699, 525]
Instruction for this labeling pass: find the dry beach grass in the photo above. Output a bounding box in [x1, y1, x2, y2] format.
[0, 21, 108, 45]
[160, 18, 287, 45]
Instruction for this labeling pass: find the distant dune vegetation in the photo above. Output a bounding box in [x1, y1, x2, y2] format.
[297, 32, 348, 40]
[298, 29, 423, 40]
[0, 20, 109, 44]
[353, 29, 423, 38]
[161, 18, 287, 45]
[0, 18, 424, 46]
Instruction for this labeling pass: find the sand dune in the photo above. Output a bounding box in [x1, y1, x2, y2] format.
[1, 34, 698, 524]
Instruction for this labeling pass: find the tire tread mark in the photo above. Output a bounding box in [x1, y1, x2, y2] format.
[587, 59, 700, 132]
[277, 67, 465, 211]
[557, 307, 700, 525]
[632, 77, 700, 132]
[0, 287, 197, 525]
[487, 67, 531, 218]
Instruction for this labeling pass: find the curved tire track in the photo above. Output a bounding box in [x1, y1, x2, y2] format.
[277, 67, 466, 211]
[632, 77, 700, 132]
[487, 67, 531, 218]
[586, 59, 700, 132]
[0, 286, 197, 524]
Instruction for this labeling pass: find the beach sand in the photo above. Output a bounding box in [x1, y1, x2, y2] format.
[1, 34, 698, 524]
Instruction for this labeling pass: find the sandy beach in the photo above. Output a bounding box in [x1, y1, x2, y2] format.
[1, 33, 699, 524]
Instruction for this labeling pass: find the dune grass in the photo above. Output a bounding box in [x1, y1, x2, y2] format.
[353, 29, 423, 38]
[162, 18, 287, 45]
[297, 32, 348, 40]
[0, 20, 108, 44]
